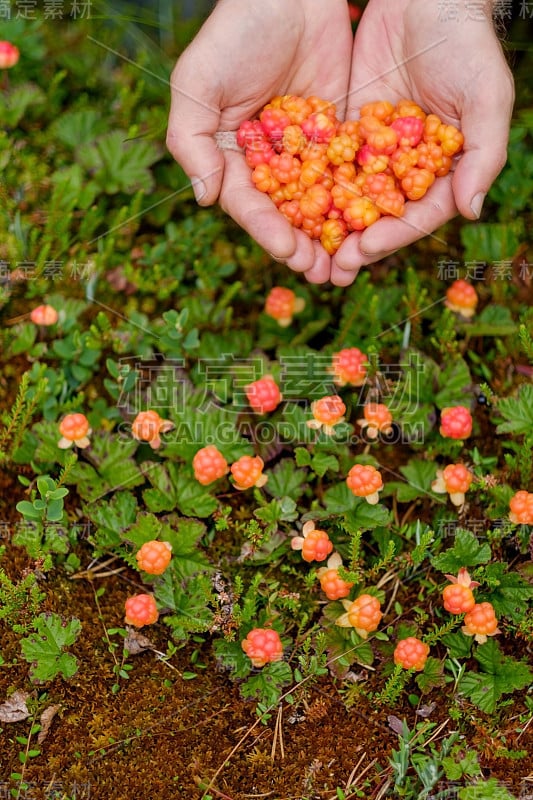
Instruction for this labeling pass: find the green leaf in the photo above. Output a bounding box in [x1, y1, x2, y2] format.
[458, 779, 516, 800]
[481, 563, 533, 622]
[294, 447, 312, 467]
[76, 131, 162, 194]
[442, 631, 473, 660]
[496, 384, 533, 436]
[387, 459, 443, 504]
[20, 614, 81, 682]
[15, 501, 42, 520]
[263, 459, 308, 501]
[83, 491, 137, 547]
[466, 304, 518, 338]
[432, 529, 492, 573]
[459, 639, 533, 714]
[344, 503, 391, 530]
[460, 221, 522, 263]
[124, 512, 162, 548]
[435, 357, 472, 409]
[322, 483, 359, 515]
[311, 452, 340, 477]
[415, 657, 446, 694]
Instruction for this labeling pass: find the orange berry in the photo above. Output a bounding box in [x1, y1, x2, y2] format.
[58, 413, 91, 449]
[327, 133, 358, 166]
[337, 594, 383, 638]
[346, 464, 383, 505]
[462, 602, 500, 643]
[241, 628, 284, 668]
[317, 566, 354, 601]
[394, 637, 430, 671]
[432, 463, 473, 506]
[360, 101, 394, 124]
[439, 406, 473, 440]
[132, 410, 174, 450]
[331, 347, 368, 387]
[136, 540, 172, 575]
[509, 490, 533, 525]
[344, 197, 381, 231]
[299, 184, 332, 219]
[443, 583, 476, 614]
[321, 218, 348, 255]
[264, 286, 304, 327]
[192, 445, 229, 485]
[124, 594, 159, 627]
[30, 304, 58, 326]
[291, 521, 334, 563]
[401, 167, 435, 201]
[357, 403, 393, 439]
[307, 395, 346, 434]
[445, 280, 478, 318]
[231, 455, 267, 490]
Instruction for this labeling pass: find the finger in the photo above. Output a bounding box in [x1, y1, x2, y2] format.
[219, 150, 298, 261]
[302, 242, 332, 284]
[452, 65, 515, 220]
[166, 53, 225, 205]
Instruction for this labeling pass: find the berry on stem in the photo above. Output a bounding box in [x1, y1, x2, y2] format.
[432, 463, 473, 506]
[124, 594, 159, 627]
[331, 347, 368, 387]
[30, 305, 58, 326]
[241, 628, 284, 667]
[0, 41, 19, 69]
[306, 395, 346, 435]
[336, 593, 383, 638]
[58, 413, 91, 449]
[192, 445, 229, 486]
[317, 553, 354, 600]
[357, 403, 393, 439]
[439, 406, 473, 440]
[291, 520, 333, 563]
[230, 455, 268, 491]
[462, 602, 501, 644]
[394, 637, 430, 671]
[442, 567, 479, 614]
[136, 540, 172, 575]
[264, 287, 305, 327]
[346, 464, 383, 505]
[509, 490, 533, 525]
[245, 376, 282, 414]
[445, 280, 479, 318]
[132, 410, 174, 449]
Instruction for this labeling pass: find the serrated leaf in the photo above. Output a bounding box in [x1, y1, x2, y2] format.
[458, 778, 516, 800]
[76, 131, 162, 194]
[415, 657, 446, 694]
[20, 614, 81, 682]
[124, 512, 162, 547]
[344, 503, 391, 530]
[311, 452, 340, 477]
[496, 384, 533, 436]
[432, 529, 492, 573]
[389, 460, 443, 504]
[459, 639, 533, 714]
[481, 563, 533, 622]
[441, 631, 473, 660]
[322, 483, 359, 515]
[263, 459, 308, 501]
[435, 357, 473, 409]
[294, 447, 312, 467]
[83, 491, 137, 548]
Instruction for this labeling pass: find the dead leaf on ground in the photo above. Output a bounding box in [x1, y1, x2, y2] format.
[38, 704, 60, 745]
[0, 690, 30, 723]
[124, 627, 155, 655]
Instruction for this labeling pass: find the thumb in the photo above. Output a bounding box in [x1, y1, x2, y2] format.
[166, 57, 225, 206]
[452, 67, 514, 220]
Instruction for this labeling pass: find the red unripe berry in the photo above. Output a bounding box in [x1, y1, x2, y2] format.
[390, 116, 424, 147]
[245, 140, 275, 168]
[509, 490, 533, 525]
[394, 637, 430, 671]
[192, 445, 229, 485]
[439, 406, 473, 440]
[279, 199, 304, 227]
[241, 628, 284, 667]
[245, 377, 282, 413]
[259, 107, 291, 142]
[237, 119, 265, 149]
[124, 594, 159, 627]
[0, 41, 19, 69]
[136, 540, 172, 575]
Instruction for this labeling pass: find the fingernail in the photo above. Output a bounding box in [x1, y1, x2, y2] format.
[470, 192, 486, 219]
[191, 176, 207, 204]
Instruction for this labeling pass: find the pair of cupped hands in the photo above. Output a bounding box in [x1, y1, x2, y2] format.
[166, 0, 514, 286]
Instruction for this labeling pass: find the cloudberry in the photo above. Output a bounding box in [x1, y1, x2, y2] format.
[124, 594, 159, 627]
[439, 406, 473, 440]
[401, 167, 435, 200]
[291, 520, 333, 562]
[192, 445, 229, 486]
[245, 376, 282, 414]
[58, 413, 91, 449]
[136, 540, 172, 575]
[0, 41, 19, 69]
[394, 637, 430, 671]
[432, 463, 473, 506]
[445, 280, 479, 318]
[390, 116, 424, 147]
[317, 553, 354, 600]
[306, 395, 346, 435]
[509, 490, 533, 525]
[241, 628, 284, 667]
[336, 594, 383, 638]
[264, 287, 305, 327]
[357, 403, 393, 439]
[132, 410, 174, 449]
[331, 348, 368, 387]
[462, 602, 500, 644]
[231, 455, 267, 491]
[346, 464, 383, 505]
[442, 567, 479, 614]
[321, 218, 348, 255]
[344, 197, 381, 230]
[30, 304, 59, 326]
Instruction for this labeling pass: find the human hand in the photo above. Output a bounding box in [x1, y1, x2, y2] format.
[330, 0, 515, 286]
[166, 0, 353, 283]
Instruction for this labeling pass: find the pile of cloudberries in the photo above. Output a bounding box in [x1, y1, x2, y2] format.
[237, 95, 464, 253]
